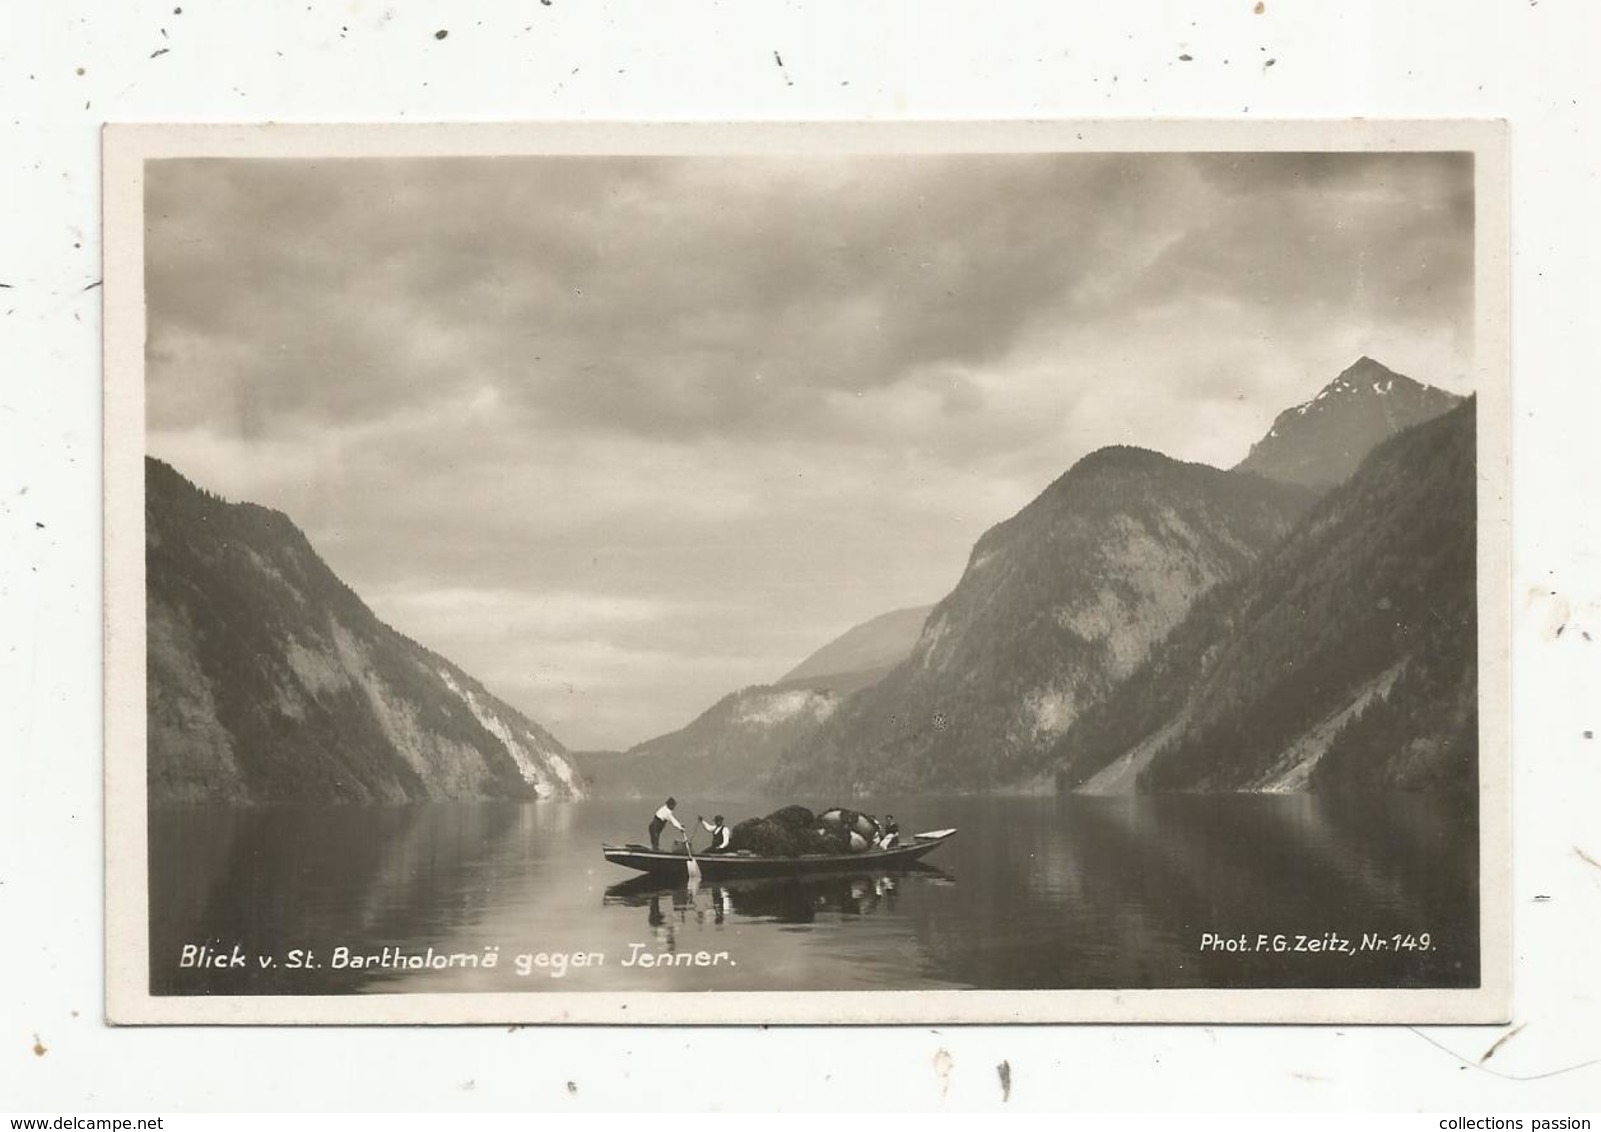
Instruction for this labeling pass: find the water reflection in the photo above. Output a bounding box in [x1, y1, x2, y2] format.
[603, 867, 951, 929]
[148, 792, 1477, 995]
[149, 802, 530, 994]
[889, 792, 1477, 990]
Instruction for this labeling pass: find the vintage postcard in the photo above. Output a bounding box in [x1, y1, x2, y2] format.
[104, 120, 1510, 1024]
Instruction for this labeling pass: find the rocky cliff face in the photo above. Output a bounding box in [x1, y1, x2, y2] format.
[768, 448, 1317, 794]
[145, 458, 582, 804]
[1233, 356, 1462, 488]
[1054, 399, 1478, 793]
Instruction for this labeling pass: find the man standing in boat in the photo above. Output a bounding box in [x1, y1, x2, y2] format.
[698, 814, 731, 853]
[649, 797, 685, 852]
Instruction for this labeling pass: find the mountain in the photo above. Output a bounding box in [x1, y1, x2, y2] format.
[573, 607, 929, 800]
[1055, 399, 1477, 794]
[768, 448, 1318, 794]
[145, 458, 582, 804]
[575, 685, 841, 800]
[1234, 357, 1463, 488]
[775, 605, 933, 694]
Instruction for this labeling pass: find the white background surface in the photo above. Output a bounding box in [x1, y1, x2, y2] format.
[3, 0, 1598, 1113]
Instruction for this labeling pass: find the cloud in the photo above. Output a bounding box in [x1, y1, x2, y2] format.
[145, 150, 1476, 747]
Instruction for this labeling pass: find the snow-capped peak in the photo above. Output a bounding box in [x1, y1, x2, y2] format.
[1290, 357, 1400, 416]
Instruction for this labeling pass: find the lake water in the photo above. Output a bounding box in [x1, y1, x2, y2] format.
[148, 793, 1478, 995]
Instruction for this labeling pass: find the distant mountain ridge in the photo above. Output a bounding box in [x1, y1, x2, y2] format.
[145, 458, 582, 804]
[575, 605, 934, 799]
[1233, 356, 1462, 487]
[768, 447, 1318, 794]
[776, 605, 933, 692]
[576, 684, 841, 800]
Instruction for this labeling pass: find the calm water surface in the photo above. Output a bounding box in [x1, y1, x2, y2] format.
[148, 793, 1477, 994]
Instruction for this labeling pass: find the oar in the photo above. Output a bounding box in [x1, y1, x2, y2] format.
[683, 828, 701, 884]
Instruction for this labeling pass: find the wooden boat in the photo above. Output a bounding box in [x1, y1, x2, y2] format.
[601, 828, 957, 881]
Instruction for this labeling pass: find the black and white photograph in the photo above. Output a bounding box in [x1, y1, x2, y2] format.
[102, 121, 1510, 1025]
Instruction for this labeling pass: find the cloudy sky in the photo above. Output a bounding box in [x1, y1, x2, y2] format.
[144, 149, 1474, 749]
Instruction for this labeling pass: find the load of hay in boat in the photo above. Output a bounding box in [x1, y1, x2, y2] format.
[724, 804, 893, 856]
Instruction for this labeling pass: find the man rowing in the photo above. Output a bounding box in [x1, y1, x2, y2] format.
[648, 797, 685, 851]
